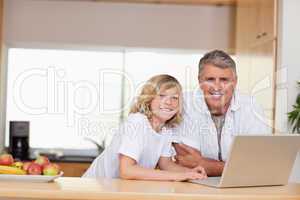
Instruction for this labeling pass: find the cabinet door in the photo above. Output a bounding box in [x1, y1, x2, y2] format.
[258, 0, 276, 42]
[250, 0, 276, 45]
[235, 0, 277, 129]
[248, 39, 276, 127]
[238, 0, 275, 46]
[55, 162, 91, 177]
[0, 0, 3, 63]
[235, 0, 253, 94]
[236, 0, 259, 46]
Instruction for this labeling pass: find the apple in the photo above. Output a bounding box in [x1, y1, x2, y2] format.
[0, 154, 14, 166]
[22, 161, 32, 171]
[12, 161, 23, 169]
[34, 156, 50, 167]
[43, 163, 60, 176]
[27, 163, 42, 175]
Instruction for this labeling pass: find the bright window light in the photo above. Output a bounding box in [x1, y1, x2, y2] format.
[6, 48, 123, 150]
[5, 48, 202, 154]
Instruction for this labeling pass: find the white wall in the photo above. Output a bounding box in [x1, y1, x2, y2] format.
[3, 0, 235, 51]
[276, 0, 300, 183]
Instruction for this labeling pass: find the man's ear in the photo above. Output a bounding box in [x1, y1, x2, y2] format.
[198, 76, 203, 88]
[233, 76, 238, 88]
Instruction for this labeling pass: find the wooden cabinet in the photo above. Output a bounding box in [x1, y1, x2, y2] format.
[248, 39, 276, 121]
[54, 162, 91, 177]
[235, 0, 277, 129]
[0, 0, 3, 64]
[236, 0, 276, 47]
[0, 1, 3, 148]
[258, 0, 276, 43]
[237, 0, 276, 45]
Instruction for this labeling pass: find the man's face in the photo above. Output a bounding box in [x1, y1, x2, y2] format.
[198, 64, 237, 115]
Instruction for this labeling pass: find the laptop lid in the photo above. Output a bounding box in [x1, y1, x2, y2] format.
[219, 135, 300, 188]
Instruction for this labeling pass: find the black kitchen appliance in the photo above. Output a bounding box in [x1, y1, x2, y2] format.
[9, 121, 29, 160]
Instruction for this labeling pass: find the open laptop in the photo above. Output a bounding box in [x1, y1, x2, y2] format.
[189, 135, 300, 188]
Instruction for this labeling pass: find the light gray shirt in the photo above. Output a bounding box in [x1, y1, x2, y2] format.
[173, 89, 271, 161]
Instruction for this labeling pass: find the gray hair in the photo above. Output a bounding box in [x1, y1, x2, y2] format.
[198, 50, 237, 78]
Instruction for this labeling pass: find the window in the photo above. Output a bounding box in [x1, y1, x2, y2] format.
[5, 48, 201, 156]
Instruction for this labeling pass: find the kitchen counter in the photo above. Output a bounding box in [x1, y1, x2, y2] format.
[1, 177, 300, 200]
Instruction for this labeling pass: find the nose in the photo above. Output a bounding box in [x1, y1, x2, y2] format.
[212, 79, 222, 91]
[164, 96, 172, 105]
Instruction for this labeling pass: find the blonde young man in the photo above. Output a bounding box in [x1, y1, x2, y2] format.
[173, 50, 271, 176]
[83, 74, 207, 181]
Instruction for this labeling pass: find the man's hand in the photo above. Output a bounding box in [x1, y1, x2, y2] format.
[173, 143, 225, 176]
[173, 143, 204, 168]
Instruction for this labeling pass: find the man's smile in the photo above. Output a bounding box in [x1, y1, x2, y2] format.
[209, 91, 224, 100]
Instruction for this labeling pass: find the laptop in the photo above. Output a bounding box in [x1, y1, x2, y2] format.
[189, 135, 300, 188]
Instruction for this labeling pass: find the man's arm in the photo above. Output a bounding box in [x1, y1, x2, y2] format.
[158, 156, 207, 178]
[173, 143, 224, 177]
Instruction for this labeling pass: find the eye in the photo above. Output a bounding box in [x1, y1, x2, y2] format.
[205, 77, 215, 82]
[220, 77, 230, 83]
[171, 96, 179, 100]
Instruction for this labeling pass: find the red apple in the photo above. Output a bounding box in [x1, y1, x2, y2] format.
[27, 163, 42, 175]
[43, 163, 60, 176]
[0, 154, 14, 166]
[22, 161, 32, 171]
[34, 156, 50, 167]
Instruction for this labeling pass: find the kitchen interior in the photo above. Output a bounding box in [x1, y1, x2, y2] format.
[0, 0, 299, 182]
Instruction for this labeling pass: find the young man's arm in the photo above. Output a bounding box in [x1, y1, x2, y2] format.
[173, 143, 224, 177]
[118, 154, 205, 181]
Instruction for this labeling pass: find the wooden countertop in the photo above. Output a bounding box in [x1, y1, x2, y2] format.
[0, 177, 300, 200]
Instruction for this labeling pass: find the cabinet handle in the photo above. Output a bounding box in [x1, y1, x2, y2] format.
[256, 34, 261, 39]
[262, 32, 267, 37]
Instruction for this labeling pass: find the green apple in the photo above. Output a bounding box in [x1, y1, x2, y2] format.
[43, 163, 60, 176]
[34, 156, 50, 167]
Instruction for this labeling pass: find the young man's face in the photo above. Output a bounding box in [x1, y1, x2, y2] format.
[150, 87, 180, 124]
[198, 64, 237, 115]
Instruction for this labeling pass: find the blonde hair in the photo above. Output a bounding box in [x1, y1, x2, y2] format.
[130, 74, 182, 127]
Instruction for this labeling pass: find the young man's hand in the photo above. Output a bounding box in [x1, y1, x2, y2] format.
[174, 171, 207, 182]
[190, 165, 207, 178]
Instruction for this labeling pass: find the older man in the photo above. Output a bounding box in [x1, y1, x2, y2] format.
[173, 50, 271, 176]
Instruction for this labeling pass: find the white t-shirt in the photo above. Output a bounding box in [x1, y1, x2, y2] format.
[173, 89, 271, 161]
[82, 113, 173, 178]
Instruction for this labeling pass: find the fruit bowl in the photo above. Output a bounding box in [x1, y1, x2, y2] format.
[0, 154, 63, 180]
[0, 171, 64, 182]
